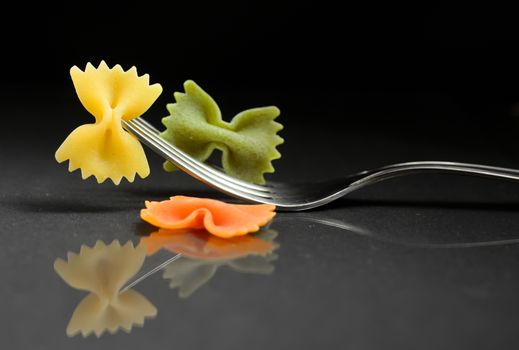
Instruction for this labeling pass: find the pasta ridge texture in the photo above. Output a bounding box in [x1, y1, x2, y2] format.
[140, 195, 276, 238]
[160, 80, 284, 184]
[55, 61, 162, 184]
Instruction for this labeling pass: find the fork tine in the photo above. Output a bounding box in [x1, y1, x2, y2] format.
[131, 118, 274, 197]
[125, 120, 272, 201]
[123, 119, 275, 202]
[133, 117, 273, 193]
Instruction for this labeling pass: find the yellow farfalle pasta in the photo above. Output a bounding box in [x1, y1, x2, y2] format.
[55, 61, 162, 184]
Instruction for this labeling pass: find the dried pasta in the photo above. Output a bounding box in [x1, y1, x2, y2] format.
[55, 61, 162, 184]
[140, 196, 276, 238]
[160, 80, 283, 184]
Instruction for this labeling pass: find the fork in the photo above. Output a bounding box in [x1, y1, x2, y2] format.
[122, 117, 519, 211]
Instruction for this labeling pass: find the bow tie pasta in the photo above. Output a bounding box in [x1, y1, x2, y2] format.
[55, 61, 162, 184]
[140, 196, 276, 238]
[160, 80, 284, 184]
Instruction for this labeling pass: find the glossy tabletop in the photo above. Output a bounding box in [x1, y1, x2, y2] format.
[3, 89, 519, 350]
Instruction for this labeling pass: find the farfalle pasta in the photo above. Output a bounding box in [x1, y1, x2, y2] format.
[141, 196, 276, 238]
[53, 241, 157, 337]
[160, 80, 284, 184]
[55, 61, 162, 184]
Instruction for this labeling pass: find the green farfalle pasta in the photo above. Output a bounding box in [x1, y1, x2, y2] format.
[160, 80, 284, 184]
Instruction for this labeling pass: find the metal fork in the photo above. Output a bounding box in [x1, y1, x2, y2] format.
[122, 117, 519, 211]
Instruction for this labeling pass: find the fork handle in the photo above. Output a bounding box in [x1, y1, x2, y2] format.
[351, 161, 519, 190]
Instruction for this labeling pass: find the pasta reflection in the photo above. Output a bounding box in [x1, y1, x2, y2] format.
[53, 240, 157, 338]
[141, 229, 279, 298]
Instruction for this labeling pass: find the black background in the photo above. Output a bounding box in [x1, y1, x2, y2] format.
[3, 2, 519, 164]
[4, 2, 519, 92]
[4, 2, 519, 115]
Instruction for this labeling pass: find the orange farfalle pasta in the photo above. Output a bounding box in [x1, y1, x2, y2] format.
[55, 61, 162, 185]
[141, 228, 275, 259]
[140, 196, 276, 238]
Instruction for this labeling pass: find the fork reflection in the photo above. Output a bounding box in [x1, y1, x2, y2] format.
[279, 213, 519, 248]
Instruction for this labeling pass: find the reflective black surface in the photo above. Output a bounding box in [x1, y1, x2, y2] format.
[3, 87, 519, 350]
[4, 2, 519, 348]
